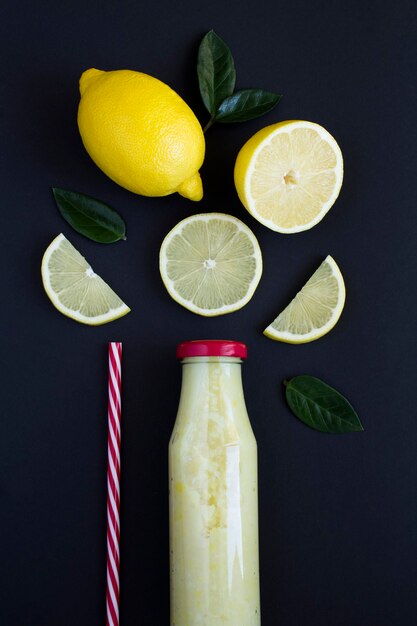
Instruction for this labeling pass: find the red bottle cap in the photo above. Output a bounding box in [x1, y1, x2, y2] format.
[176, 340, 247, 360]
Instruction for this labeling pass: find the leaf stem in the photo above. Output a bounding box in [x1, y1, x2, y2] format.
[203, 117, 216, 133]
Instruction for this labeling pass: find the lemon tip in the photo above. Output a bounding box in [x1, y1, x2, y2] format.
[176, 173, 203, 201]
[79, 68, 105, 96]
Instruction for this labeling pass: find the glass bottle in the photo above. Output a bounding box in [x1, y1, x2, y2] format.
[169, 340, 260, 626]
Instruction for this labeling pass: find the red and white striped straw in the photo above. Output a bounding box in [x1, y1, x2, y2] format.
[106, 342, 122, 626]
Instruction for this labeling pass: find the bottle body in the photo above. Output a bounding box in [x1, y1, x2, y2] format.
[169, 355, 260, 626]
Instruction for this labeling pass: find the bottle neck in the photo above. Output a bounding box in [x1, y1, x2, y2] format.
[178, 357, 247, 420]
[181, 356, 243, 365]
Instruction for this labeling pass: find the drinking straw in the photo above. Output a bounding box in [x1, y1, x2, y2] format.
[106, 342, 122, 626]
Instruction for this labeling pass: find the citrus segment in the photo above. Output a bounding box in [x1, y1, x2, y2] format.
[264, 255, 345, 343]
[41, 233, 130, 325]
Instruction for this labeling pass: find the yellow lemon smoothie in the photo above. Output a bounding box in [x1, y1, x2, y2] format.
[169, 341, 260, 626]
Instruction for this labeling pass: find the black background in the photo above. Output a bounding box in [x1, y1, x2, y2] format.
[1, 1, 417, 624]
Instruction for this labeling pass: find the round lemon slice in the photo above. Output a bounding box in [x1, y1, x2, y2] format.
[234, 120, 343, 233]
[264, 255, 345, 343]
[159, 213, 262, 316]
[41, 233, 130, 325]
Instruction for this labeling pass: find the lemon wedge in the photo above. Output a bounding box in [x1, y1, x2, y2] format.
[159, 213, 262, 316]
[234, 120, 343, 233]
[264, 255, 345, 343]
[41, 233, 130, 325]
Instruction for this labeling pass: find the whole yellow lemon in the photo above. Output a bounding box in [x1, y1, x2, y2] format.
[77, 69, 205, 201]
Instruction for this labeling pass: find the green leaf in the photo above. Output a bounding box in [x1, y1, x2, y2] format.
[197, 30, 236, 116]
[52, 188, 126, 243]
[284, 376, 364, 434]
[215, 89, 282, 123]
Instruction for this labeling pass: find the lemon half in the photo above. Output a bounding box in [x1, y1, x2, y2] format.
[264, 255, 345, 343]
[234, 120, 343, 233]
[41, 233, 130, 325]
[159, 213, 262, 316]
